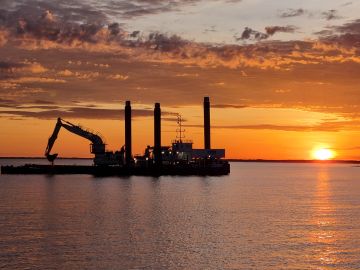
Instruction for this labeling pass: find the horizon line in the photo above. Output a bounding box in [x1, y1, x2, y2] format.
[1, 157, 359, 164]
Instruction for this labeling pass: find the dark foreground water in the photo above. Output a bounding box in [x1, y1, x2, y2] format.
[1, 160, 360, 269]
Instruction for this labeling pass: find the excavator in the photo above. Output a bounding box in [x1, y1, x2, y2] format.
[45, 118, 124, 166]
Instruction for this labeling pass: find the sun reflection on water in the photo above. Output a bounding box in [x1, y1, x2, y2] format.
[311, 168, 340, 267]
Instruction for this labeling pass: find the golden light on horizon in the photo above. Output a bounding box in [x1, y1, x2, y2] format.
[313, 148, 335, 161]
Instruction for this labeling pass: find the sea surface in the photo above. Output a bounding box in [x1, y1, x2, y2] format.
[1, 159, 360, 269]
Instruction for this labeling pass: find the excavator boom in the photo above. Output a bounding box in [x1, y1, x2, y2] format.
[45, 118, 106, 163]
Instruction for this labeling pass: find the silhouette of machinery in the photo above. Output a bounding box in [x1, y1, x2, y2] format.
[45, 97, 225, 167]
[45, 118, 122, 166]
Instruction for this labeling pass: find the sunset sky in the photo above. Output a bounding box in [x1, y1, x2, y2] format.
[1, 0, 360, 160]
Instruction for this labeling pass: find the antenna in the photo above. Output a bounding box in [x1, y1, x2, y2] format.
[176, 114, 185, 143]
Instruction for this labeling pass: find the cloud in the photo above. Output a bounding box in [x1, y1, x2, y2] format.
[8, 77, 66, 84]
[332, 19, 360, 36]
[0, 0, 243, 27]
[0, 0, 109, 26]
[57, 70, 100, 80]
[98, 0, 243, 18]
[93, 1, 193, 19]
[1, 44, 360, 124]
[236, 25, 297, 42]
[237, 27, 268, 41]
[0, 61, 27, 70]
[146, 32, 188, 51]
[0, 86, 46, 99]
[186, 119, 360, 132]
[0, 61, 47, 74]
[312, 41, 356, 54]
[58, 69, 73, 76]
[33, 99, 57, 105]
[0, 28, 9, 47]
[106, 74, 129, 80]
[175, 73, 199, 77]
[275, 89, 291, 94]
[0, 105, 174, 121]
[279, 8, 306, 18]
[58, 69, 128, 81]
[28, 62, 48, 73]
[265, 26, 297, 36]
[212, 104, 248, 109]
[322, 10, 342, 20]
[1, 4, 359, 72]
[0, 6, 125, 49]
[203, 25, 217, 34]
[317, 19, 360, 47]
[0, 0, 360, 138]
[0, 3, 360, 120]
[0, 98, 17, 108]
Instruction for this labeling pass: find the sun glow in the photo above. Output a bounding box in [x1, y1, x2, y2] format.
[313, 148, 335, 160]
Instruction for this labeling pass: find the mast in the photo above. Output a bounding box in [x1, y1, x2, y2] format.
[176, 114, 185, 143]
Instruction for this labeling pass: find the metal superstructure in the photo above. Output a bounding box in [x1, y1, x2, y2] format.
[40, 97, 229, 175]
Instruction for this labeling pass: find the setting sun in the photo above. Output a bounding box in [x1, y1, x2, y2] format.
[313, 148, 335, 160]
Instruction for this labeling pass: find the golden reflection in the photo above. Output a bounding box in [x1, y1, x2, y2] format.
[310, 167, 340, 266]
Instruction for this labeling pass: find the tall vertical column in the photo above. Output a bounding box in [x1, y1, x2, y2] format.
[154, 103, 162, 166]
[125, 100, 132, 165]
[204, 96, 211, 149]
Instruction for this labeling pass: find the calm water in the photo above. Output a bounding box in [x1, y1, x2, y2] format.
[1, 160, 360, 269]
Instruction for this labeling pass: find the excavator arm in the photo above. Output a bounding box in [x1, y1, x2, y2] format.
[45, 118, 62, 162]
[45, 118, 106, 163]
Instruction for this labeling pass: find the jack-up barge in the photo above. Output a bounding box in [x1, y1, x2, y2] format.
[1, 97, 230, 176]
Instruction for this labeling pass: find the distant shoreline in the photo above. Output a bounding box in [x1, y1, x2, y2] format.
[0, 157, 92, 160]
[0, 157, 359, 164]
[227, 159, 360, 164]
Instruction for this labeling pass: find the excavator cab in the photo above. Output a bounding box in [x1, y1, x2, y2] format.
[90, 143, 106, 154]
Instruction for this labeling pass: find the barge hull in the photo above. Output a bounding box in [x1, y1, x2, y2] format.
[1, 164, 230, 176]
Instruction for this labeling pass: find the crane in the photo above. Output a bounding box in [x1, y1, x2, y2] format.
[45, 118, 123, 166]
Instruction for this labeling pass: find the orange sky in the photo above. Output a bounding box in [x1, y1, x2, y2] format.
[0, 1, 360, 160]
[1, 105, 359, 160]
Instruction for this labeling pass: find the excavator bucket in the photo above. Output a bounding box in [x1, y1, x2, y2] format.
[46, 153, 58, 162]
